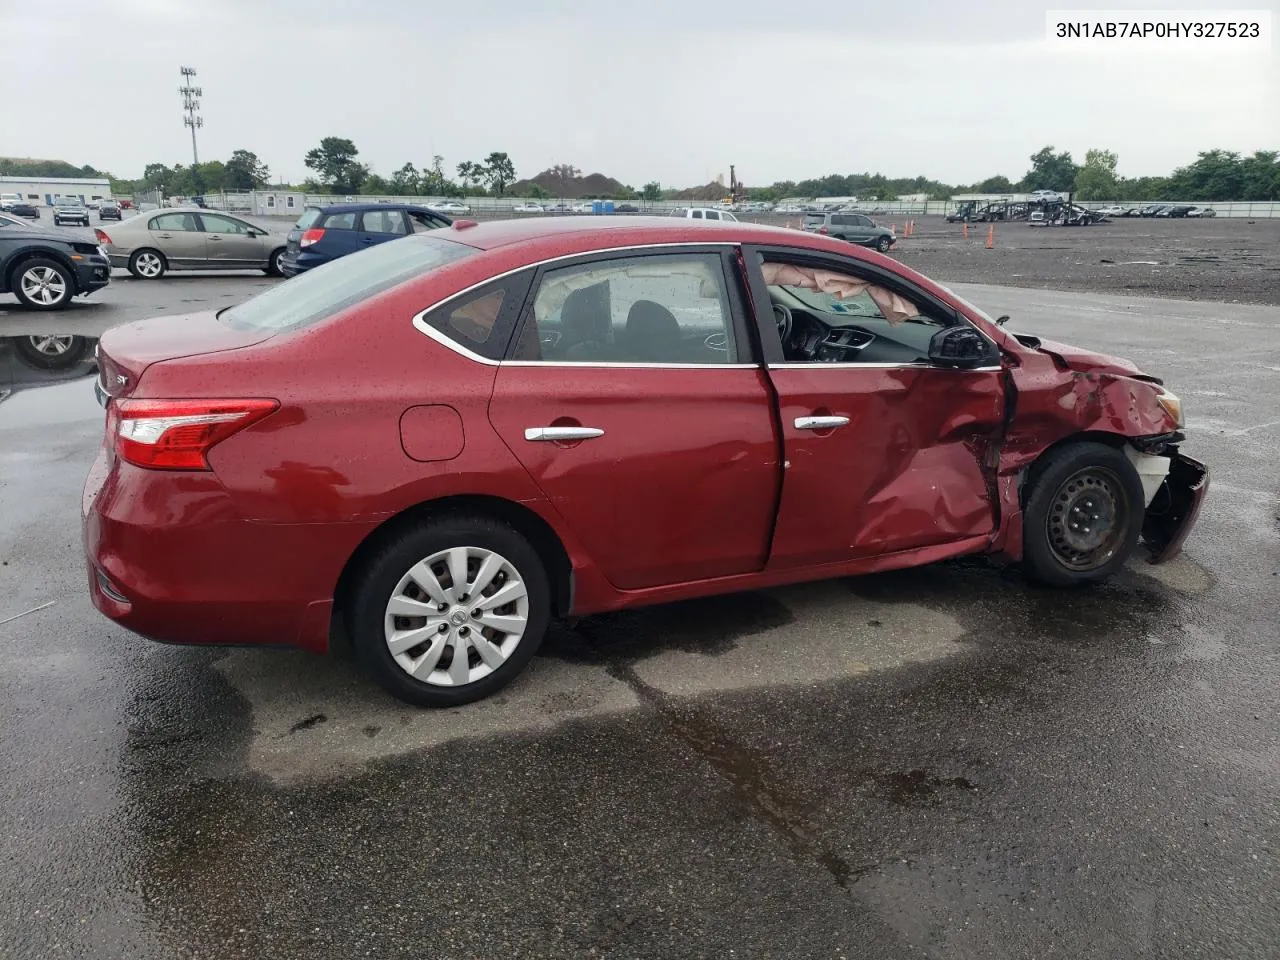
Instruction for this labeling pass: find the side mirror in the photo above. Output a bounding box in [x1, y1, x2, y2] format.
[928, 326, 999, 369]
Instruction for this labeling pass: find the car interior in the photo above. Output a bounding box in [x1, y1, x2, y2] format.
[519, 255, 737, 363]
[762, 260, 951, 364]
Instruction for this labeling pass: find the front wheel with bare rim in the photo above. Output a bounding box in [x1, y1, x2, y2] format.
[1021, 441, 1146, 587]
[348, 514, 551, 706]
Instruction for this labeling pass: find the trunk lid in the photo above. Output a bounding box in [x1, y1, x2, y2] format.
[96, 310, 274, 399]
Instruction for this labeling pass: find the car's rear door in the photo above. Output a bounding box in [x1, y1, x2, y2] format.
[358, 208, 410, 248]
[487, 246, 781, 590]
[197, 213, 267, 268]
[741, 243, 1007, 569]
[146, 212, 206, 267]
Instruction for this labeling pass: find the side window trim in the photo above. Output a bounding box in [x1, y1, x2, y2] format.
[504, 246, 753, 366]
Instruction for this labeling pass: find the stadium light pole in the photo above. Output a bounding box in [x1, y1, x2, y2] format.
[179, 66, 203, 166]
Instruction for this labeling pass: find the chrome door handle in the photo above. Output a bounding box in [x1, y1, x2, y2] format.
[524, 426, 605, 441]
[794, 415, 850, 430]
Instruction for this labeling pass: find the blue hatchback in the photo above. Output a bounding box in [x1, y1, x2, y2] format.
[279, 203, 453, 277]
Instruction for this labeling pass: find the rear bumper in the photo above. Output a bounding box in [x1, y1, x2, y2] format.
[279, 250, 327, 277]
[1142, 453, 1209, 563]
[82, 452, 374, 653]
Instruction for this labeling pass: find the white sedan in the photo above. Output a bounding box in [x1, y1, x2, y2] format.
[430, 201, 471, 214]
[512, 202, 544, 214]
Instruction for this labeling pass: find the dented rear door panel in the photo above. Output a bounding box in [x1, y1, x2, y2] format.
[764, 364, 1006, 569]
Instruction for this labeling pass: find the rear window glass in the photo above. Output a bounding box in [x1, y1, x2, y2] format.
[219, 235, 474, 335]
[295, 207, 322, 229]
[803, 213, 824, 224]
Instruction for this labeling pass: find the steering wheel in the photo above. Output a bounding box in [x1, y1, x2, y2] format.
[772, 303, 793, 346]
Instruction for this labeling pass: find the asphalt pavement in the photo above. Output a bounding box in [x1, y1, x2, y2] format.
[1, 274, 1277, 959]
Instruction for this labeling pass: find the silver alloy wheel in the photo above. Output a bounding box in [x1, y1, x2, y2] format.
[271, 249, 283, 273]
[384, 545, 529, 686]
[134, 252, 163, 277]
[19, 266, 68, 305]
[27, 335, 74, 356]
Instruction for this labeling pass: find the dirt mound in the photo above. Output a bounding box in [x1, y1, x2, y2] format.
[669, 182, 731, 202]
[509, 169, 630, 199]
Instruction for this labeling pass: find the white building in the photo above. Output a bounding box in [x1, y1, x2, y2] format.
[0, 175, 113, 206]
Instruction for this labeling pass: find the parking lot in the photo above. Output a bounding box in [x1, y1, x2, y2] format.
[3, 233, 1280, 957]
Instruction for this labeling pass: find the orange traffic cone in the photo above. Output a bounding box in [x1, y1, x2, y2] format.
[962, 222, 969, 240]
[985, 224, 995, 249]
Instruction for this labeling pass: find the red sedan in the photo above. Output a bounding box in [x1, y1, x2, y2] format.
[83, 218, 1207, 706]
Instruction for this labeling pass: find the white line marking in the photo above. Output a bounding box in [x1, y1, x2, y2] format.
[0, 601, 56, 627]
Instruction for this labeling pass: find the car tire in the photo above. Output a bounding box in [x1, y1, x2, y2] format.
[876, 235, 892, 253]
[265, 247, 285, 276]
[10, 258, 75, 310]
[347, 513, 551, 707]
[128, 249, 167, 279]
[1021, 441, 1145, 587]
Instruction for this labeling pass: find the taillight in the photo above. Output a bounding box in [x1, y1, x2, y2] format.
[300, 228, 325, 247]
[94, 228, 112, 244]
[113, 398, 278, 470]
[818, 226, 828, 235]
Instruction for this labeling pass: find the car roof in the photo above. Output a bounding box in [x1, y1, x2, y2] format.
[441, 215, 855, 255]
[313, 202, 442, 214]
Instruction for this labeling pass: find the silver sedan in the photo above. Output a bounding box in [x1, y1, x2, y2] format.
[97, 208, 288, 279]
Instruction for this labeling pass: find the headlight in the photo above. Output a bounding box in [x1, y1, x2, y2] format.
[1156, 389, 1184, 428]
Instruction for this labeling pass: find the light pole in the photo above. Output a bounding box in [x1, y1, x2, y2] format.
[179, 66, 203, 166]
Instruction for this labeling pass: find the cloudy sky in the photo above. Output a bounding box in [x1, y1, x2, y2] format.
[2, 0, 1276, 187]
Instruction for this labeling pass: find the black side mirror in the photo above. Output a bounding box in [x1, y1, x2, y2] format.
[928, 326, 998, 369]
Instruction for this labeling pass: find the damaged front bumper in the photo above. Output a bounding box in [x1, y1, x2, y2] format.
[1141, 452, 1209, 563]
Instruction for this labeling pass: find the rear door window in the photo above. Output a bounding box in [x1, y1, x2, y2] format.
[321, 211, 358, 230]
[361, 209, 409, 235]
[150, 213, 199, 232]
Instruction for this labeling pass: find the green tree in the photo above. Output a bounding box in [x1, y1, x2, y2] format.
[1021, 146, 1079, 193]
[1241, 150, 1280, 200]
[456, 160, 482, 189]
[304, 137, 369, 194]
[641, 181, 663, 202]
[361, 174, 391, 195]
[528, 184, 550, 199]
[976, 175, 1014, 193]
[483, 152, 517, 196]
[391, 162, 420, 195]
[1073, 149, 1119, 200]
[224, 150, 270, 190]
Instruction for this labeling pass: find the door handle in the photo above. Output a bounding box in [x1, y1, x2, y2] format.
[794, 415, 850, 430]
[208, 235, 222, 241]
[524, 426, 604, 441]
[361, 237, 377, 244]
[157, 233, 172, 238]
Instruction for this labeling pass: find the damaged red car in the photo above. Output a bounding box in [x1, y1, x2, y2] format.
[83, 218, 1208, 706]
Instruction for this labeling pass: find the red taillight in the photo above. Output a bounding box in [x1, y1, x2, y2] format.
[95, 228, 112, 244]
[818, 226, 829, 235]
[113, 398, 278, 470]
[300, 228, 325, 247]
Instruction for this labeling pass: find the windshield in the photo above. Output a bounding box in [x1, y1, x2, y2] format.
[935, 284, 1000, 326]
[220, 234, 474, 334]
[0, 214, 19, 228]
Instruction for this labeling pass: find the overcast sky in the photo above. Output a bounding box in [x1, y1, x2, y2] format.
[2, 0, 1275, 187]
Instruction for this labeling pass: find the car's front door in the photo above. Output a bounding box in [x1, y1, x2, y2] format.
[487, 247, 781, 590]
[198, 213, 268, 268]
[147, 212, 205, 267]
[741, 244, 1007, 570]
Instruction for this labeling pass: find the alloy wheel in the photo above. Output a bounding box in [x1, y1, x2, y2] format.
[19, 266, 68, 306]
[1045, 467, 1129, 571]
[383, 546, 529, 687]
[134, 252, 163, 277]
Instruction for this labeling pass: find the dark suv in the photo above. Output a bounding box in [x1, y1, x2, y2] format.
[802, 211, 895, 253]
[280, 203, 452, 276]
[0, 216, 111, 310]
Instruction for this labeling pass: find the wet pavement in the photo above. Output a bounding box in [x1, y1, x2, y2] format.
[1, 278, 1278, 958]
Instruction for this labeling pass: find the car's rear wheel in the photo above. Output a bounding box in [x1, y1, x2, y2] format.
[265, 247, 285, 276]
[348, 514, 551, 707]
[1022, 441, 1145, 586]
[876, 235, 892, 253]
[12, 258, 74, 310]
[128, 249, 166, 279]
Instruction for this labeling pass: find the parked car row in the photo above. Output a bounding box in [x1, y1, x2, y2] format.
[1095, 204, 1217, 218]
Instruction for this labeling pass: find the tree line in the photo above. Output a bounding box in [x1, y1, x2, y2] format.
[8, 142, 1277, 203]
